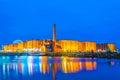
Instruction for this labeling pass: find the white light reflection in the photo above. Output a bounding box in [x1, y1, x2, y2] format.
[39, 63, 42, 73]
[22, 64, 24, 75]
[28, 56, 33, 75]
[15, 63, 18, 77]
[7, 64, 10, 77]
[28, 63, 33, 75]
[28, 56, 33, 63]
[3, 64, 6, 79]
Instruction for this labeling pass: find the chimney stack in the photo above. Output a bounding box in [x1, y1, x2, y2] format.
[53, 24, 56, 42]
[52, 24, 57, 52]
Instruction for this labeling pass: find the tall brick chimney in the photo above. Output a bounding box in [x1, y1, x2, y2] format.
[53, 24, 56, 42]
[52, 24, 57, 52]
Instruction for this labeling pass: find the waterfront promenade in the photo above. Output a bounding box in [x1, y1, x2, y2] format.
[0, 52, 120, 59]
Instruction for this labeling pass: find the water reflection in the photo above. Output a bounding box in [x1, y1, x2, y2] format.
[0, 56, 97, 80]
[61, 57, 97, 73]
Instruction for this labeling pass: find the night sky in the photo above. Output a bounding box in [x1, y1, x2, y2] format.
[0, 0, 120, 48]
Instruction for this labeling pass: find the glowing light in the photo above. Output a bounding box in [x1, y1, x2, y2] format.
[3, 64, 6, 79]
[28, 63, 33, 75]
[39, 63, 42, 72]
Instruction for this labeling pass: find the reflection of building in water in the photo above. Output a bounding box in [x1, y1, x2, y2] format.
[0, 56, 97, 74]
[52, 63, 57, 80]
[18, 56, 50, 75]
[0, 56, 97, 80]
[40, 56, 50, 74]
[3, 24, 116, 53]
[85, 62, 96, 70]
[61, 57, 97, 73]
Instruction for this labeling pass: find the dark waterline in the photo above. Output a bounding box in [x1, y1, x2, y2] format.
[0, 56, 120, 80]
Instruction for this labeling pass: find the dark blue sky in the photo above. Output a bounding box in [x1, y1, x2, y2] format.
[0, 0, 120, 48]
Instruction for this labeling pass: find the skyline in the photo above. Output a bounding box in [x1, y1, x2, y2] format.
[0, 22, 119, 48]
[2, 23, 117, 46]
[3, 24, 116, 53]
[0, 0, 120, 48]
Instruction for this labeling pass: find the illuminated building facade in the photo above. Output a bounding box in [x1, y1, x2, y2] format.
[3, 24, 116, 53]
[78, 42, 96, 52]
[4, 40, 53, 52]
[57, 40, 79, 53]
[56, 41, 96, 53]
[4, 40, 98, 53]
[18, 42, 26, 52]
[97, 43, 116, 52]
[4, 44, 18, 52]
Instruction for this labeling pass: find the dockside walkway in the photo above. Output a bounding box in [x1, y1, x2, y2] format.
[0, 52, 120, 59]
